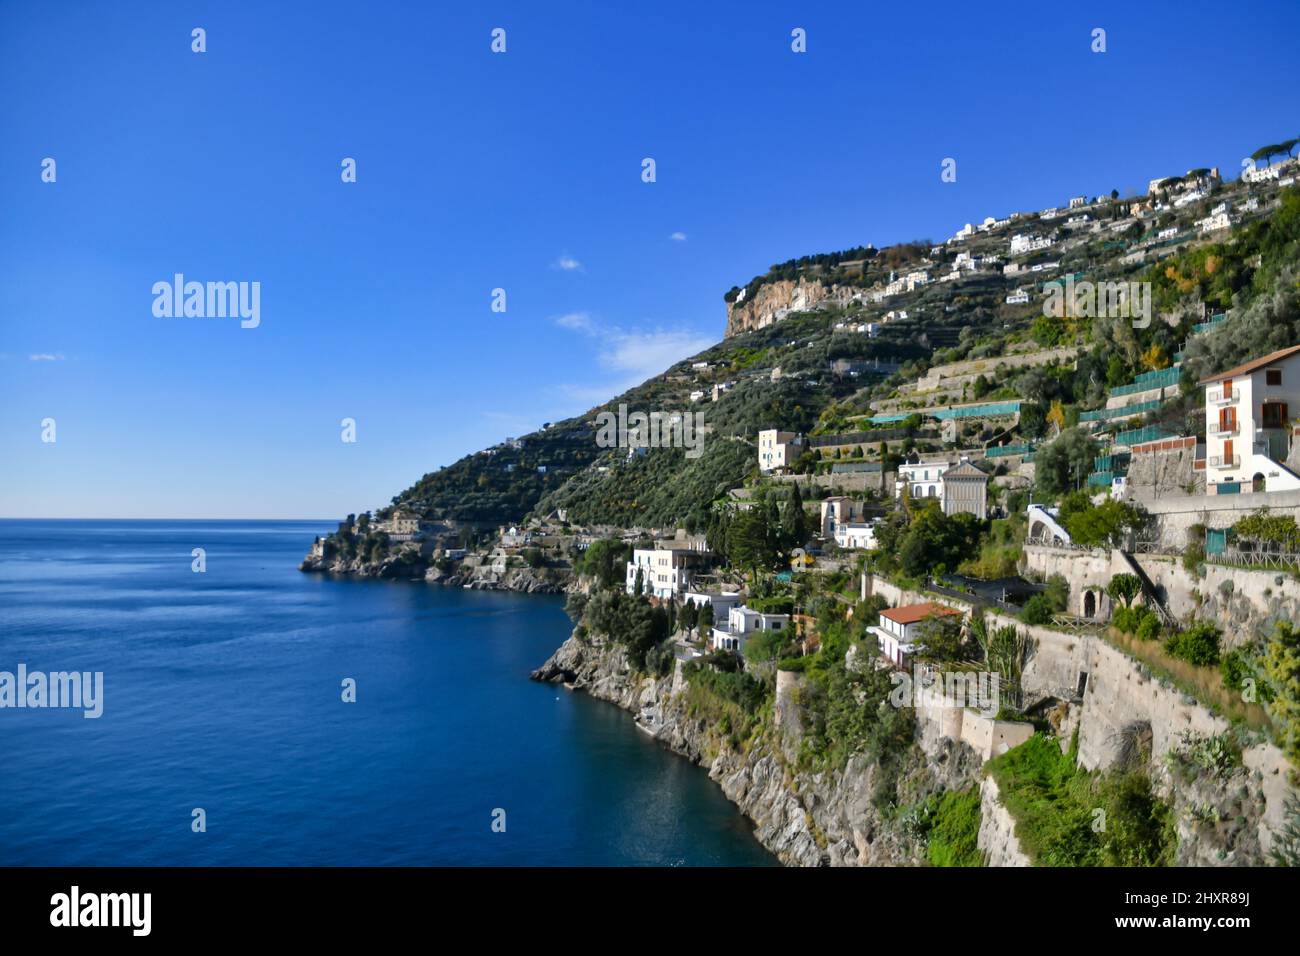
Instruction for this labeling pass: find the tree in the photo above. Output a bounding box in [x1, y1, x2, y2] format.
[1034, 427, 1099, 497]
[681, 599, 698, 638]
[634, 566, 645, 597]
[1263, 621, 1300, 765]
[1045, 399, 1067, 436]
[727, 506, 777, 578]
[1107, 573, 1142, 608]
[912, 613, 970, 663]
[580, 538, 631, 589]
[782, 483, 808, 551]
[1064, 497, 1145, 548]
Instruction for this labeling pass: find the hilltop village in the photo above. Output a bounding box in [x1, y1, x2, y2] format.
[304, 136, 1300, 867]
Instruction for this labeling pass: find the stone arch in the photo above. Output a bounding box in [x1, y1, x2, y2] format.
[1083, 590, 1097, 619]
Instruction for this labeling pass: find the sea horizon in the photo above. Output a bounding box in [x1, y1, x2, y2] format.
[0, 518, 774, 867]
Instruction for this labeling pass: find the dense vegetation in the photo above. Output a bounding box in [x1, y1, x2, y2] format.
[985, 733, 1176, 866]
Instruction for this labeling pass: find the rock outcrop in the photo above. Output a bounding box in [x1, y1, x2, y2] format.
[531, 633, 983, 867]
[725, 278, 864, 337]
[301, 549, 575, 594]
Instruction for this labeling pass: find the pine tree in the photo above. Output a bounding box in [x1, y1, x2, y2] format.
[783, 483, 808, 551]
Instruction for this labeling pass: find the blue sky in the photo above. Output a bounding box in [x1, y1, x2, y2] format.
[2, 0, 1297, 518]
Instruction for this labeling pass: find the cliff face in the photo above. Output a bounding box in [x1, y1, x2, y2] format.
[531, 632, 983, 866]
[725, 278, 863, 337]
[300, 550, 575, 594]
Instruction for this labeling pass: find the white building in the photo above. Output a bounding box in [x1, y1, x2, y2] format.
[870, 602, 963, 667]
[385, 509, 421, 535]
[896, 459, 950, 501]
[1243, 164, 1281, 184]
[711, 605, 790, 653]
[625, 547, 708, 599]
[1009, 234, 1053, 256]
[820, 496, 863, 538]
[758, 428, 803, 473]
[835, 522, 878, 549]
[1005, 288, 1030, 305]
[1197, 212, 1232, 234]
[1068, 195, 1087, 208]
[682, 590, 743, 627]
[1200, 345, 1300, 496]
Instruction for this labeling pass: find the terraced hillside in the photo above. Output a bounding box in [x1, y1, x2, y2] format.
[368, 153, 1300, 533]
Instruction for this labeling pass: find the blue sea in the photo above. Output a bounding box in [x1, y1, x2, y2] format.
[0, 520, 773, 866]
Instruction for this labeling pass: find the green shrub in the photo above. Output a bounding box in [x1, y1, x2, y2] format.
[1164, 621, 1222, 667]
[1220, 648, 1250, 691]
[924, 788, 984, 867]
[1135, 610, 1162, 641]
[1021, 594, 1054, 625]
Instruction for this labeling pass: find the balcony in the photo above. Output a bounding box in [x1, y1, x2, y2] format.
[1208, 454, 1241, 469]
[1208, 386, 1238, 404]
[1211, 420, 1240, 437]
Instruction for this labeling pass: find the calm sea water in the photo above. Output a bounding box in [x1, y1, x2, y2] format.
[0, 520, 773, 866]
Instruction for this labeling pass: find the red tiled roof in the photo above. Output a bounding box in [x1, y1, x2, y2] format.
[880, 602, 961, 625]
[1198, 344, 1300, 385]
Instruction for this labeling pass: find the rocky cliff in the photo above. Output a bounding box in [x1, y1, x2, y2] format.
[725, 278, 864, 337]
[300, 549, 575, 594]
[531, 632, 983, 866]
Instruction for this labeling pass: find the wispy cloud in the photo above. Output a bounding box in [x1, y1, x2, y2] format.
[551, 252, 584, 272]
[553, 312, 714, 404]
[554, 311, 593, 331]
[669, 231, 687, 242]
[29, 353, 65, 362]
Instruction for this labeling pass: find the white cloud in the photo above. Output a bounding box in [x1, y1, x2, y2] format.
[554, 311, 593, 331]
[669, 232, 687, 242]
[551, 252, 584, 272]
[29, 353, 65, 362]
[553, 313, 714, 403]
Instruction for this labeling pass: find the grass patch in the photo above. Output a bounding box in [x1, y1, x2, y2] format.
[1103, 627, 1271, 732]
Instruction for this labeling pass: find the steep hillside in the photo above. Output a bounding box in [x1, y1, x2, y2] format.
[330, 149, 1300, 537]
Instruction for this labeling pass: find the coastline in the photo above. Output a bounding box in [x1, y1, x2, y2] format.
[529, 630, 981, 867]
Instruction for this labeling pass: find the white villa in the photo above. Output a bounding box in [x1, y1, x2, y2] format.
[758, 428, 804, 473]
[820, 496, 864, 538]
[835, 522, 878, 550]
[1009, 234, 1053, 255]
[1200, 345, 1300, 496]
[1197, 212, 1232, 234]
[896, 459, 950, 501]
[711, 605, 790, 654]
[870, 602, 963, 667]
[625, 547, 709, 599]
[380, 509, 423, 537]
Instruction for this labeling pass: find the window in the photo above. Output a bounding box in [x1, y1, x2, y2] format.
[1267, 369, 1282, 386]
[1262, 402, 1288, 428]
